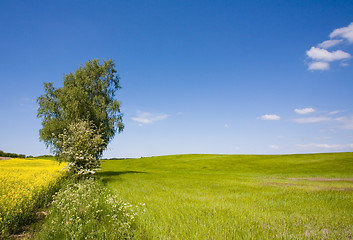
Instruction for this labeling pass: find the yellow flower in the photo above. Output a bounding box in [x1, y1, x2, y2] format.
[0, 158, 66, 234]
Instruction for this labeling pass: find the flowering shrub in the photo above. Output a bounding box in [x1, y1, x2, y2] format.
[36, 178, 137, 239]
[55, 120, 106, 175]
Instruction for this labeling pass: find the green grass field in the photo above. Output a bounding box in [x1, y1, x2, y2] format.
[98, 153, 353, 239]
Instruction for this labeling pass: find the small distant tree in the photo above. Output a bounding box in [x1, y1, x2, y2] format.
[37, 59, 124, 174]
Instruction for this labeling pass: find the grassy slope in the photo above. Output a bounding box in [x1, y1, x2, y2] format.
[98, 153, 353, 239]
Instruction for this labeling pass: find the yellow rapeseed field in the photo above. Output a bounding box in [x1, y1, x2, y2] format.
[0, 158, 66, 235]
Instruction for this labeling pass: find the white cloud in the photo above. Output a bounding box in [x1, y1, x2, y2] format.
[308, 61, 330, 70]
[292, 109, 353, 130]
[330, 22, 353, 42]
[335, 116, 353, 130]
[306, 47, 351, 62]
[131, 111, 169, 124]
[305, 23, 353, 71]
[294, 107, 315, 115]
[318, 39, 343, 49]
[296, 143, 353, 150]
[329, 110, 340, 115]
[269, 145, 279, 149]
[261, 114, 280, 120]
[224, 124, 229, 128]
[293, 117, 331, 123]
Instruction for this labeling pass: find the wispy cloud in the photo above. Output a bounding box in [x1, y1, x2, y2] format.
[292, 114, 353, 130]
[261, 114, 280, 120]
[329, 110, 340, 115]
[293, 117, 331, 123]
[131, 111, 169, 124]
[330, 22, 353, 42]
[294, 107, 315, 115]
[19, 97, 37, 112]
[296, 143, 353, 150]
[317, 39, 343, 49]
[335, 116, 353, 130]
[269, 145, 279, 149]
[306, 22, 353, 71]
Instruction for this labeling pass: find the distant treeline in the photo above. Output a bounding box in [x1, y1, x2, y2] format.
[102, 158, 133, 160]
[0, 150, 32, 159]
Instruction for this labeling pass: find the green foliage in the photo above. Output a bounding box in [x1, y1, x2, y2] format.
[34, 155, 55, 160]
[98, 153, 353, 239]
[37, 59, 124, 154]
[55, 120, 105, 175]
[35, 178, 137, 240]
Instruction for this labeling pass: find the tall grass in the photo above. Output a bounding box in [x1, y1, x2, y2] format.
[98, 153, 353, 239]
[35, 177, 138, 240]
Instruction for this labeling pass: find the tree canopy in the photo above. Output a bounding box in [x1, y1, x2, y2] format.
[37, 59, 124, 157]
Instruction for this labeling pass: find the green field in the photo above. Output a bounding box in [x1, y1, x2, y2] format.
[98, 153, 353, 239]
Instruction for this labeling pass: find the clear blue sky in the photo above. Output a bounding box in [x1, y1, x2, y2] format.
[1, 0, 353, 158]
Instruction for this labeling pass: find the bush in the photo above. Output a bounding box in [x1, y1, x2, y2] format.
[35, 178, 137, 239]
[55, 120, 105, 175]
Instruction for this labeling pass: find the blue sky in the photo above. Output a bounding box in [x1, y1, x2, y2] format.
[1, 0, 353, 158]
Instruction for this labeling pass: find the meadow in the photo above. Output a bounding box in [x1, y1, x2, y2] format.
[0, 158, 66, 236]
[98, 153, 353, 239]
